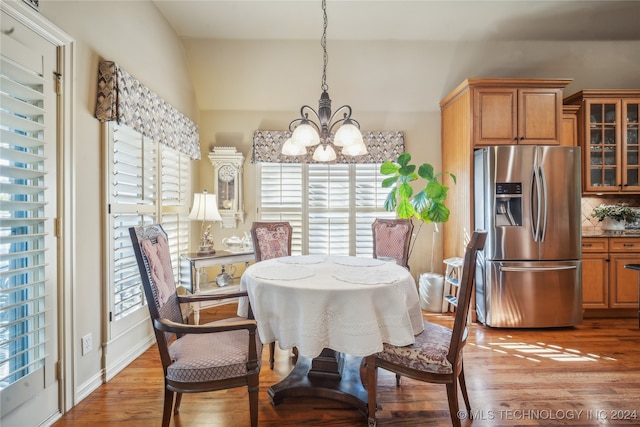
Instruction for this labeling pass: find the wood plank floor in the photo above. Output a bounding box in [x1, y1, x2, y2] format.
[53, 306, 640, 426]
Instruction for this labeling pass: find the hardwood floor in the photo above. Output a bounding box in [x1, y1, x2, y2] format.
[53, 306, 640, 426]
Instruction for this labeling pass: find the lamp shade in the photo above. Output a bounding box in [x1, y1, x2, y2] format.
[291, 122, 321, 147]
[189, 191, 223, 222]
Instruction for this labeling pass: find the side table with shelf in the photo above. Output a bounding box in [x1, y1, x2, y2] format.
[180, 250, 254, 324]
[443, 257, 464, 312]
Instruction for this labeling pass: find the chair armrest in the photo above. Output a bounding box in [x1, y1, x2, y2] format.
[153, 317, 257, 334]
[177, 291, 249, 304]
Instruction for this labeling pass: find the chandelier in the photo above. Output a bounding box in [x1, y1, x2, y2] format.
[282, 0, 367, 162]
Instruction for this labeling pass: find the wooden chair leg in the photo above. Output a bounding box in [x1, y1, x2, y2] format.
[395, 373, 401, 387]
[459, 366, 471, 413]
[269, 342, 275, 369]
[366, 355, 378, 427]
[248, 380, 259, 427]
[162, 388, 174, 427]
[446, 381, 462, 427]
[174, 392, 183, 414]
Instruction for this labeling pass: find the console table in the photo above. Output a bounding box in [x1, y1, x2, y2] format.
[181, 250, 254, 324]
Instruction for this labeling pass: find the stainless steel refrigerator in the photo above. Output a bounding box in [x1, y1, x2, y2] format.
[474, 146, 582, 328]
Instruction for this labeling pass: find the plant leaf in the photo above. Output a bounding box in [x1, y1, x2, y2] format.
[398, 165, 416, 176]
[397, 152, 411, 167]
[426, 203, 450, 223]
[381, 176, 398, 188]
[417, 163, 434, 180]
[383, 190, 397, 212]
[411, 190, 429, 212]
[397, 199, 416, 219]
[380, 161, 399, 175]
[399, 182, 414, 199]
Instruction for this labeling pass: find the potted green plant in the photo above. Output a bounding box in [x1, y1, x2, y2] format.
[591, 203, 639, 231]
[380, 152, 456, 310]
[380, 152, 455, 311]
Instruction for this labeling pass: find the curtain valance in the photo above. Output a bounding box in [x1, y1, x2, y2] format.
[252, 130, 404, 164]
[94, 60, 200, 160]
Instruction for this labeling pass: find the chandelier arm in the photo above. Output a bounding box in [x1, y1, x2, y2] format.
[327, 105, 361, 134]
[288, 106, 321, 133]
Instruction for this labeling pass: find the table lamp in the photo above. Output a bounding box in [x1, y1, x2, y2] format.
[189, 190, 223, 255]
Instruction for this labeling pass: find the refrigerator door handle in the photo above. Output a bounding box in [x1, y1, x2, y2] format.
[539, 165, 548, 242]
[530, 167, 542, 242]
[500, 266, 577, 272]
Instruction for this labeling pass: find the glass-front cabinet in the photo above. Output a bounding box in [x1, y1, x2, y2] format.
[564, 90, 640, 194]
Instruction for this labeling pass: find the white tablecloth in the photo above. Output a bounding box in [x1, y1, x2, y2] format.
[238, 255, 423, 358]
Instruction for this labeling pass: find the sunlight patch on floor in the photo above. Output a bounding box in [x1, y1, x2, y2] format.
[468, 334, 618, 362]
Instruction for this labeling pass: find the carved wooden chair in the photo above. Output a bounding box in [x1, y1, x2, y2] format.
[372, 218, 414, 269]
[250, 221, 293, 369]
[365, 230, 487, 427]
[129, 224, 262, 427]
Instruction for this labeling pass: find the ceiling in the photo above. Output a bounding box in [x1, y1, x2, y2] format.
[153, 0, 640, 42]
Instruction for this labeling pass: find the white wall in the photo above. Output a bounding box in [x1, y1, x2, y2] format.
[37, 0, 198, 407]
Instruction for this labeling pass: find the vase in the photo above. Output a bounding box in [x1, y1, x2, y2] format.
[602, 217, 625, 232]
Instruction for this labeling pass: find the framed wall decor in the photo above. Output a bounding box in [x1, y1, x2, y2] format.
[208, 146, 245, 228]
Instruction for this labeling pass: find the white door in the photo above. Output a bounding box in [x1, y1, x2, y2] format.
[1, 6, 62, 426]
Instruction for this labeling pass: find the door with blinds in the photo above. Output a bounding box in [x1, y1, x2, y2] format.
[0, 8, 61, 424]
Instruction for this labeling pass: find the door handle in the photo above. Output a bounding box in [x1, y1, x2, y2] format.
[500, 266, 577, 272]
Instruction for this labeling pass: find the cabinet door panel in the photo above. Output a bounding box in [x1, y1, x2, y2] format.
[610, 254, 640, 308]
[581, 253, 609, 309]
[519, 89, 563, 145]
[622, 100, 640, 191]
[474, 88, 517, 146]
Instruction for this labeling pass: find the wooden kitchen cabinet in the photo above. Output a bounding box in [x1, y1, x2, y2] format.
[440, 78, 571, 261]
[581, 236, 640, 312]
[561, 104, 579, 147]
[474, 86, 566, 146]
[564, 90, 640, 194]
[609, 237, 640, 308]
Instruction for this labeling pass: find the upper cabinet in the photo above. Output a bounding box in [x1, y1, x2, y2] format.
[564, 90, 640, 194]
[473, 85, 567, 146]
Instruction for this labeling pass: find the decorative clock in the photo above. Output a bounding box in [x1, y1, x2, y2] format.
[208, 147, 245, 228]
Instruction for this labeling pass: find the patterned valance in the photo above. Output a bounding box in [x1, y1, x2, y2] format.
[252, 130, 404, 164]
[95, 60, 200, 160]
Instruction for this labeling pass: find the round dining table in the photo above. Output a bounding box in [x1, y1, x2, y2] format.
[237, 255, 423, 415]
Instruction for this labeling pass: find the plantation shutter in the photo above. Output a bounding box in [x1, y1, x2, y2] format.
[256, 163, 394, 255]
[107, 123, 191, 333]
[0, 32, 56, 405]
[257, 163, 303, 254]
[109, 123, 157, 322]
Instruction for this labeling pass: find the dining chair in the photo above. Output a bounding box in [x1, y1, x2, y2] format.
[250, 221, 293, 369]
[372, 218, 414, 269]
[365, 230, 487, 427]
[129, 224, 262, 427]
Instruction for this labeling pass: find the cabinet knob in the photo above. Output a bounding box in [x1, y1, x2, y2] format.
[623, 243, 635, 247]
[583, 243, 592, 247]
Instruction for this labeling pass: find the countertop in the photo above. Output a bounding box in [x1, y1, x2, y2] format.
[582, 228, 640, 238]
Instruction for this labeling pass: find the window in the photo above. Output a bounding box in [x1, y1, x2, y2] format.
[257, 163, 395, 255]
[106, 123, 190, 335]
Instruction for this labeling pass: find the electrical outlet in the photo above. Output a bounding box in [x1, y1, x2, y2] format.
[82, 333, 92, 355]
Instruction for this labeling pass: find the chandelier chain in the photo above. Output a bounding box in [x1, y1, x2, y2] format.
[321, 0, 328, 92]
